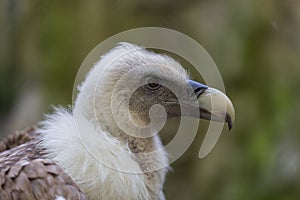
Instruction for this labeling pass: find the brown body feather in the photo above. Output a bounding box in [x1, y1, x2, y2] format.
[0, 126, 38, 153]
[0, 127, 87, 200]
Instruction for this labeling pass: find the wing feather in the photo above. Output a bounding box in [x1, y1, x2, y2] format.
[0, 128, 87, 200]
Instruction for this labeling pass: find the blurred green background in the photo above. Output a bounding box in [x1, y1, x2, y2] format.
[1, 0, 300, 199]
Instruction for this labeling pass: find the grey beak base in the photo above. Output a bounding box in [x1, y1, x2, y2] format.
[187, 80, 208, 98]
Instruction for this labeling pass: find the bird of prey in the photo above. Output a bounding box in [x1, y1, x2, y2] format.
[0, 43, 235, 200]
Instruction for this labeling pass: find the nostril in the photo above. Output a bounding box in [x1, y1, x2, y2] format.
[187, 80, 208, 98]
[194, 87, 206, 97]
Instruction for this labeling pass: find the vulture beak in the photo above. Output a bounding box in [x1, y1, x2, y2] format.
[187, 80, 235, 130]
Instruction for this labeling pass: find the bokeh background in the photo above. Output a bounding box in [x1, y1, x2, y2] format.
[1, 0, 300, 199]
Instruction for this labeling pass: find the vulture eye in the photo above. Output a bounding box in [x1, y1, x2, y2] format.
[147, 82, 161, 90]
[144, 77, 161, 90]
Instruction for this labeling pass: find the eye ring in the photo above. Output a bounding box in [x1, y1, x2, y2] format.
[144, 77, 162, 90]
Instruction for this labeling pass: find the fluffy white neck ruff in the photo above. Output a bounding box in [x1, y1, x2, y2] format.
[39, 108, 152, 200]
[39, 43, 169, 200]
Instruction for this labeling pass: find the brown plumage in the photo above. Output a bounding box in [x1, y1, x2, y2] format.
[0, 127, 87, 200]
[0, 126, 37, 153]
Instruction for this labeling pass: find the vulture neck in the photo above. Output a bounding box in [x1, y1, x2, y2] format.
[74, 92, 164, 155]
[80, 108, 163, 155]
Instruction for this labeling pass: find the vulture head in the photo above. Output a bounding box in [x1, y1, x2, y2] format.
[74, 43, 234, 140]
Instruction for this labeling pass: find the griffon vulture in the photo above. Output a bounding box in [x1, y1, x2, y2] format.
[0, 43, 235, 200]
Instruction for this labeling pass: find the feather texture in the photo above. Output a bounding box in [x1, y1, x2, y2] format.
[0, 130, 87, 200]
